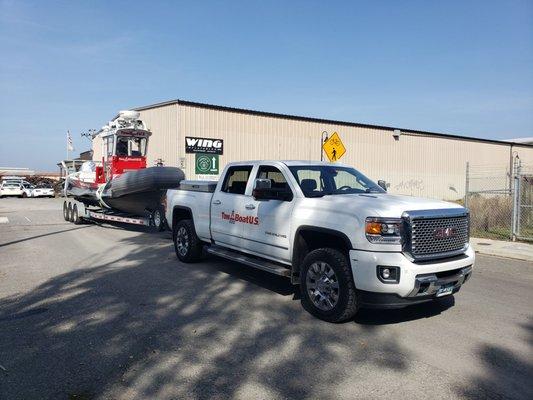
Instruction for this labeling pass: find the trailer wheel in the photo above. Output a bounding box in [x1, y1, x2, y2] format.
[67, 202, 74, 222]
[63, 201, 69, 221]
[300, 248, 359, 323]
[72, 204, 81, 225]
[173, 219, 203, 262]
[153, 208, 166, 231]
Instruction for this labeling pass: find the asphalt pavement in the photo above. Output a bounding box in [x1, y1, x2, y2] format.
[0, 197, 532, 400]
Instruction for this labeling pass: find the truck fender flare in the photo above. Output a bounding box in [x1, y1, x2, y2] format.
[291, 226, 353, 278]
[172, 205, 194, 229]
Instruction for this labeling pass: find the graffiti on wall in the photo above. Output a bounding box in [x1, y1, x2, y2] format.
[394, 179, 425, 192]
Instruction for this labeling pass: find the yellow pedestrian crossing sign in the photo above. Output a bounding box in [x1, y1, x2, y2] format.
[322, 132, 346, 162]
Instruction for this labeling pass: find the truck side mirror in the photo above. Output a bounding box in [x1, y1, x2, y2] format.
[254, 178, 272, 191]
[378, 180, 388, 191]
[253, 178, 293, 201]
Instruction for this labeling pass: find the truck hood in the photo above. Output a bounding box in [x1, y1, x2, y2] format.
[310, 193, 463, 218]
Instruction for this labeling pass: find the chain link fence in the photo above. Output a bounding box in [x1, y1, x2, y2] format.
[465, 160, 533, 242]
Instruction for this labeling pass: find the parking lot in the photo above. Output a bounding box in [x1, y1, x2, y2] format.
[0, 197, 532, 400]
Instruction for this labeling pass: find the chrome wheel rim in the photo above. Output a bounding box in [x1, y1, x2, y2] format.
[306, 261, 339, 311]
[176, 227, 189, 256]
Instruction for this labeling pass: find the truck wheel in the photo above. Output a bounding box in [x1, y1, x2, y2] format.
[300, 248, 359, 323]
[173, 219, 203, 262]
[72, 204, 81, 225]
[153, 208, 166, 232]
[66, 202, 73, 222]
[63, 201, 69, 221]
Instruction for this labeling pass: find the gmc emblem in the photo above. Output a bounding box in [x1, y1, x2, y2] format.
[434, 227, 457, 239]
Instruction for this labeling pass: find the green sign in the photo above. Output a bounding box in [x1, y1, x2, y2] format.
[195, 153, 219, 175]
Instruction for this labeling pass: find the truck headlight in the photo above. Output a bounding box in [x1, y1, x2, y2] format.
[365, 217, 402, 244]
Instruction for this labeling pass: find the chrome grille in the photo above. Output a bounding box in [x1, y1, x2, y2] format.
[404, 209, 469, 261]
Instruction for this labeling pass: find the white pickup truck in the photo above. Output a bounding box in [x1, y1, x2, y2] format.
[166, 161, 474, 322]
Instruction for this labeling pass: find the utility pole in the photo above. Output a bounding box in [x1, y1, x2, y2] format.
[320, 131, 328, 161]
[464, 162, 469, 208]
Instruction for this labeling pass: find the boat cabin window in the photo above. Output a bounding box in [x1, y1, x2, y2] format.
[115, 136, 147, 157]
[105, 136, 115, 157]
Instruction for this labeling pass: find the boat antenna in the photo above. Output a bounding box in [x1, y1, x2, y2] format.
[80, 129, 98, 140]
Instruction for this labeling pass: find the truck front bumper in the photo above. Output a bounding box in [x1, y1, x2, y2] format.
[349, 245, 475, 308]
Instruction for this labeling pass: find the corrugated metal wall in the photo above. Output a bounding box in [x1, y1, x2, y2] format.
[135, 104, 179, 167]
[92, 102, 533, 201]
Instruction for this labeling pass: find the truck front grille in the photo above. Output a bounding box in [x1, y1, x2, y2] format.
[403, 209, 469, 261]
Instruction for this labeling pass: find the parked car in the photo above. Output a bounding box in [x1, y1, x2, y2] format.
[21, 183, 34, 198]
[32, 184, 55, 198]
[0, 181, 24, 198]
[166, 160, 474, 322]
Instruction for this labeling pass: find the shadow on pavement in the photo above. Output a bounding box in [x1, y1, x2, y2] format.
[2, 231, 523, 399]
[0, 225, 91, 248]
[355, 296, 455, 325]
[455, 317, 533, 400]
[0, 232, 414, 399]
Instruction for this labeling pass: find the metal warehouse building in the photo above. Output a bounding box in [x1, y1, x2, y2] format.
[92, 99, 533, 200]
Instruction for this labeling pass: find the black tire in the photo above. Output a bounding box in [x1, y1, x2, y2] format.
[67, 202, 73, 222]
[173, 219, 203, 262]
[153, 208, 167, 232]
[22, 192, 27, 198]
[63, 201, 69, 221]
[72, 204, 81, 225]
[300, 248, 359, 323]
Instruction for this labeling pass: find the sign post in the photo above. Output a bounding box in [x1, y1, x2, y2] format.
[322, 132, 346, 162]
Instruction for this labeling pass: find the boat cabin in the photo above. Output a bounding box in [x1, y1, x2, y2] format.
[96, 128, 151, 183]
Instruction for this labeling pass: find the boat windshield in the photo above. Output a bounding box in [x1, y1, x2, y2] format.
[116, 136, 147, 157]
[288, 165, 384, 197]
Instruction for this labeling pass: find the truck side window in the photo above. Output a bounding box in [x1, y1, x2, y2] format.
[221, 166, 253, 195]
[257, 166, 290, 191]
[294, 169, 323, 194]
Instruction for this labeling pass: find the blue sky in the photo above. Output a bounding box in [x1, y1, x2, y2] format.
[1, 0, 532, 170]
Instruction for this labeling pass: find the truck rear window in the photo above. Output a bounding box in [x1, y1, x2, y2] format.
[221, 166, 253, 195]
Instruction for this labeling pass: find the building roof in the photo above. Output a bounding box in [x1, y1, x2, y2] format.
[506, 137, 533, 145]
[129, 99, 533, 148]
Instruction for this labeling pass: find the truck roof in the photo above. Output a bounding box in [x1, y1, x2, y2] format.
[226, 160, 350, 167]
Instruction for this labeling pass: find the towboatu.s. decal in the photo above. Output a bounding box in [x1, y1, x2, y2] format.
[221, 211, 259, 225]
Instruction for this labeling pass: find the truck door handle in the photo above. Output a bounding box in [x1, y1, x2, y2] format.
[245, 204, 256, 210]
[213, 200, 221, 205]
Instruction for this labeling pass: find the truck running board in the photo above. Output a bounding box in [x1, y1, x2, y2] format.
[206, 245, 291, 277]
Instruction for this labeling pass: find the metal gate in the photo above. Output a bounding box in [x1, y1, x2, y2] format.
[513, 164, 533, 241]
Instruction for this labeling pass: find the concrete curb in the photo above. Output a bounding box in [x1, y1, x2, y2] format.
[471, 237, 533, 263]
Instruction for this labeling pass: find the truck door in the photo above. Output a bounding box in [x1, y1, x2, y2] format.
[210, 165, 253, 249]
[240, 164, 294, 264]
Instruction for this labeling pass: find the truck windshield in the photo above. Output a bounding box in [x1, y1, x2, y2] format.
[289, 165, 384, 197]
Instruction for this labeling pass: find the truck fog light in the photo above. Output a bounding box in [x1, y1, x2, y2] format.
[377, 266, 400, 284]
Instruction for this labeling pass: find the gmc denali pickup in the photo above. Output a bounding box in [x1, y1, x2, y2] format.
[166, 161, 474, 322]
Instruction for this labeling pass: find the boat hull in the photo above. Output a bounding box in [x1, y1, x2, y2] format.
[64, 178, 100, 206]
[100, 167, 184, 216]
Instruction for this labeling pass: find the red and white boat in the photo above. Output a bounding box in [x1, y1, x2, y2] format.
[64, 110, 184, 218]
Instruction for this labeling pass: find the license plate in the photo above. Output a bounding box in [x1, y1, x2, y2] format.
[436, 284, 454, 297]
